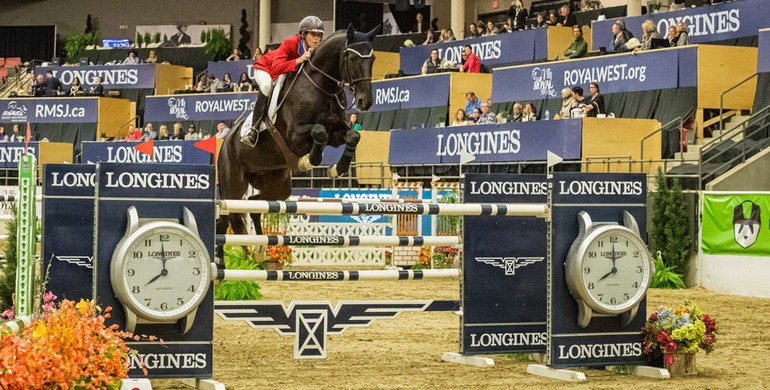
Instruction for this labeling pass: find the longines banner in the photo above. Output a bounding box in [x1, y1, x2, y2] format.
[702, 192, 770, 256]
[36, 65, 156, 89]
[207, 60, 255, 81]
[492, 47, 697, 103]
[144, 92, 257, 122]
[388, 119, 582, 165]
[369, 74, 451, 112]
[592, 0, 765, 46]
[759, 29, 770, 73]
[0, 98, 99, 123]
[399, 28, 548, 75]
[0, 143, 38, 168]
[81, 141, 213, 164]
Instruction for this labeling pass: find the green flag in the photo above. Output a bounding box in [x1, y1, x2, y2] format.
[702, 193, 770, 256]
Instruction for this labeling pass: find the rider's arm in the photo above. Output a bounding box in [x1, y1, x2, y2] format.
[270, 36, 301, 77]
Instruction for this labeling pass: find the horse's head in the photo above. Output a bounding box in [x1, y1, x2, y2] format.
[342, 24, 378, 111]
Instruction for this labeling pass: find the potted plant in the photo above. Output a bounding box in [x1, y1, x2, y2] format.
[641, 301, 718, 376]
[264, 245, 292, 270]
[100, 132, 107, 141]
[200, 30, 207, 43]
[431, 246, 459, 269]
[135, 32, 143, 48]
[205, 28, 233, 61]
[154, 32, 161, 45]
[64, 32, 97, 60]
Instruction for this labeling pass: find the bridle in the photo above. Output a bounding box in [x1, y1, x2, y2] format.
[303, 40, 373, 110]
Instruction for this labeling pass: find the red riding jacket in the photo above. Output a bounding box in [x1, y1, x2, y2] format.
[254, 34, 307, 80]
[463, 53, 481, 73]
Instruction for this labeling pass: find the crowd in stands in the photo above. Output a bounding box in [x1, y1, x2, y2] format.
[119, 120, 232, 143]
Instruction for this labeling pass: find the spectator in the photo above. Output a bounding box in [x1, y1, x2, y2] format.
[146, 50, 158, 64]
[676, 22, 690, 46]
[533, 12, 547, 29]
[451, 109, 467, 126]
[422, 29, 436, 45]
[349, 114, 362, 131]
[570, 86, 587, 117]
[31, 74, 46, 96]
[221, 72, 235, 92]
[468, 23, 480, 38]
[468, 108, 481, 124]
[563, 25, 588, 59]
[0, 126, 7, 142]
[639, 20, 662, 51]
[438, 28, 456, 43]
[123, 50, 141, 65]
[557, 5, 577, 27]
[171, 123, 185, 140]
[195, 73, 210, 92]
[510, 103, 523, 122]
[88, 76, 104, 96]
[69, 77, 85, 96]
[422, 48, 448, 74]
[583, 82, 605, 117]
[236, 72, 254, 92]
[501, 22, 513, 33]
[206, 74, 222, 93]
[10, 124, 24, 142]
[667, 25, 679, 47]
[226, 48, 241, 61]
[522, 103, 537, 121]
[125, 124, 142, 141]
[141, 123, 157, 141]
[476, 22, 487, 36]
[507, 0, 529, 31]
[616, 19, 634, 40]
[556, 87, 576, 119]
[186, 124, 201, 140]
[485, 21, 499, 36]
[158, 124, 170, 140]
[611, 21, 630, 53]
[412, 13, 427, 33]
[465, 91, 482, 115]
[582, 0, 603, 11]
[459, 46, 480, 73]
[215, 121, 232, 139]
[477, 102, 498, 124]
[253, 47, 263, 61]
[45, 70, 62, 96]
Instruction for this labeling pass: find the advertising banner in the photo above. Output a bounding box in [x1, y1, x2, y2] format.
[592, 0, 765, 46]
[144, 92, 257, 122]
[492, 47, 697, 103]
[36, 65, 156, 89]
[759, 29, 770, 74]
[369, 74, 451, 112]
[399, 28, 548, 75]
[0, 98, 99, 123]
[388, 119, 582, 165]
[81, 140, 213, 165]
[0, 143, 38, 168]
[136, 24, 231, 45]
[702, 192, 770, 256]
[207, 60, 255, 81]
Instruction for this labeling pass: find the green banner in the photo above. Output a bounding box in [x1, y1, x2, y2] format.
[702, 193, 770, 256]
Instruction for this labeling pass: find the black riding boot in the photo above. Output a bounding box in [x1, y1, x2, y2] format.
[241, 91, 269, 147]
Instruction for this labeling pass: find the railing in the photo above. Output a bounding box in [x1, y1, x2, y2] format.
[291, 161, 387, 188]
[640, 117, 683, 161]
[719, 72, 757, 131]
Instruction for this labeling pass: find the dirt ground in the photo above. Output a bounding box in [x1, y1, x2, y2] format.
[152, 280, 770, 390]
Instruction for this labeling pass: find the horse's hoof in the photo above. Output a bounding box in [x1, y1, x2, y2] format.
[328, 164, 341, 179]
[298, 155, 316, 171]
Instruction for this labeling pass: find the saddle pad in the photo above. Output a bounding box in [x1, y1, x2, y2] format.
[239, 74, 287, 138]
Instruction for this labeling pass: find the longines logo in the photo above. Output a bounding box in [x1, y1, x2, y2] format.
[167, 97, 189, 120]
[53, 254, 94, 269]
[475, 256, 544, 275]
[1, 101, 28, 122]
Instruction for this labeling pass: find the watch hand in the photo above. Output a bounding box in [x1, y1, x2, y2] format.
[597, 269, 615, 282]
[145, 268, 168, 286]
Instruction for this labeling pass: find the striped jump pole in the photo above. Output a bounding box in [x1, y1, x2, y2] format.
[0, 316, 32, 335]
[218, 200, 550, 218]
[216, 234, 462, 247]
[215, 268, 462, 282]
[0, 194, 43, 202]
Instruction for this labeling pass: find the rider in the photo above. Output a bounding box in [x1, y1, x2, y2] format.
[242, 15, 325, 147]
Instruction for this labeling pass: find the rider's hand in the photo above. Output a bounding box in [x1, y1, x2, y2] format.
[296, 51, 311, 65]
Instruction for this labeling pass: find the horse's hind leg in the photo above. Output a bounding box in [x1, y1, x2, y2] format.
[329, 129, 360, 179]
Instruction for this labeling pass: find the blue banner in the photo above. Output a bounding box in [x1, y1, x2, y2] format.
[206, 60, 255, 81]
[399, 28, 547, 75]
[0, 98, 99, 123]
[759, 29, 770, 73]
[389, 119, 582, 165]
[370, 74, 450, 112]
[36, 64, 157, 89]
[492, 47, 697, 103]
[0, 143, 37, 168]
[592, 0, 765, 47]
[144, 93, 257, 122]
[82, 140, 213, 165]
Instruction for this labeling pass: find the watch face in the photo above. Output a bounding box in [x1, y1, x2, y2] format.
[112, 222, 211, 322]
[578, 227, 650, 314]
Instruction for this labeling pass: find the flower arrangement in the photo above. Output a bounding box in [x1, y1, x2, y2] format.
[641, 301, 718, 366]
[431, 246, 459, 269]
[415, 246, 432, 268]
[266, 245, 292, 266]
[0, 294, 148, 389]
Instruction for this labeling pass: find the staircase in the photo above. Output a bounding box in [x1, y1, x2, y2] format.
[0, 64, 34, 99]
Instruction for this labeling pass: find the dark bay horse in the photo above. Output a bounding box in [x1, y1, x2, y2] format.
[216, 25, 377, 263]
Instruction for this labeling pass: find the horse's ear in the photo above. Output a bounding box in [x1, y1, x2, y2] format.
[365, 25, 381, 42]
[346, 24, 356, 42]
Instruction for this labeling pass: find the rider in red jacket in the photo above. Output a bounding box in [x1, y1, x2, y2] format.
[242, 16, 325, 147]
[459, 45, 481, 73]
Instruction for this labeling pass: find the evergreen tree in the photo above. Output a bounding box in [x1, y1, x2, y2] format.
[651, 169, 691, 276]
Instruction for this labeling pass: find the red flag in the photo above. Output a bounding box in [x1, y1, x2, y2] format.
[194, 137, 218, 165]
[134, 139, 154, 161]
[25, 122, 31, 153]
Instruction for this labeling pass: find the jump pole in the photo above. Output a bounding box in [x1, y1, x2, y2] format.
[215, 268, 461, 282]
[216, 234, 462, 247]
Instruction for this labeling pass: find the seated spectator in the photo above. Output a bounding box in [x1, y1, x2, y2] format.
[412, 12, 427, 33]
[468, 108, 481, 124]
[186, 124, 201, 140]
[195, 73, 209, 92]
[349, 114, 362, 131]
[477, 102, 498, 124]
[125, 124, 142, 141]
[510, 103, 523, 122]
[423, 29, 436, 45]
[10, 124, 24, 142]
[226, 48, 241, 61]
[555, 87, 575, 119]
[459, 46, 480, 73]
[557, 5, 577, 27]
[31, 74, 46, 97]
[508, 0, 529, 31]
[45, 70, 62, 96]
[532, 12, 547, 29]
[158, 124, 170, 140]
[0, 126, 7, 142]
[667, 26, 679, 47]
[675, 22, 690, 46]
[476, 22, 487, 36]
[583, 82, 605, 117]
[253, 47, 263, 61]
[465, 92, 482, 115]
[69, 77, 85, 96]
[563, 26, 588, 59]
[220, 72, 235, 92]
[501, 22, 512, 33]
[88, 76, 104, 96]
[611, 21, 630, 53]
[236, 72, 254, 92]
[146, 50, 158, 64]
[171, 123, 185, 140]
[485, 21, 499, 36]
[438, 28, 457, 43]
[422, 49, 449, 74]
[123, 50, 141, 65]
[451, 109, 467, 126]
[215, 121, 231, 139]
[546, 11, 559, 26]
[570, 86, 587, 117]
[141, 123, 157, 141]
[205, 75, 222, 93]
[638, 20, 662, 51]
[468, 23, 481, 38]
[522, 103, 537, 121]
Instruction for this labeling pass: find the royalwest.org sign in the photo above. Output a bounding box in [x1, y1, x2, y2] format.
[144, 92, 257, 122]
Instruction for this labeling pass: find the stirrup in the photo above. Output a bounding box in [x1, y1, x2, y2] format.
[241, 129, 259, 147]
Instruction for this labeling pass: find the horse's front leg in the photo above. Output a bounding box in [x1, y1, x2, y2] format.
[297, 124, 328, 171]
[328, 129, 360, 179]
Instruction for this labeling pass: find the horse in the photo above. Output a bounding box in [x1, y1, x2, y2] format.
[215, 25, 378, 264]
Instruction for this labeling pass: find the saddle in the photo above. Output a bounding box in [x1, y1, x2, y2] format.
[239, 74, 286, 138]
